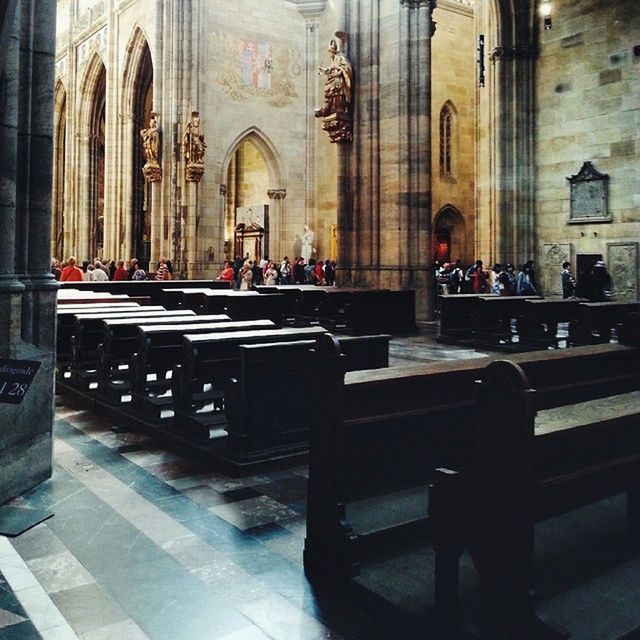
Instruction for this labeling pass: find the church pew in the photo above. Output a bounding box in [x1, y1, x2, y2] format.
[56, 305, 160, 370]
[60, 279, 233, 304]
[516, 297, 587, 349]
[303, 333, 491, 583]
[569, 301, 640, 345]
[66, 308, 189, 387]
[343, 289, 418, 335]
[224, 334, 391, 463]
[95, 314, 231, 403]
[314, 289, 354, 331]
[472, 295, 541, 350]
[200, 290, 260, 315]
[430, 337, 640, 638]
[292, 289, 328, 325]
[255, 285, 305, 320]
[161, 288, 217, 311]
[129, 319, 276, 422]
[224, 292, 286, 325]
[172, 326, 328, 440]
[437, 294, 497, 343]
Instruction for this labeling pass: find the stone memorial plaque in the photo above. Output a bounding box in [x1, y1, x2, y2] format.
[0, 360, 41, 405]
[567, 161, 610, 223]
[542, 243, 572, 297]
[608, 243, 639, 303]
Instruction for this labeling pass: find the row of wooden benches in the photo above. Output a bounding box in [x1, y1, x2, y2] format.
[439, 294, 640, 350]
[61, 281, 419, 335]
[56, 299, 391, 471]
[304, 313, 640, 638]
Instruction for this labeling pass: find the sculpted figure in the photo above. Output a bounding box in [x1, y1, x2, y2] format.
[315, 39, 352, 119]
[301, 224, 315, 263]
[183, 111, 206, 165]
[140, 113, 160, 165]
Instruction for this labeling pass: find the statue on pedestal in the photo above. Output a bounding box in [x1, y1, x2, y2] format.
[140, 113, 161, 182]
[301, 224, 315, 263]
[315, 35, 353, 143]
[183, 111, 206, 183]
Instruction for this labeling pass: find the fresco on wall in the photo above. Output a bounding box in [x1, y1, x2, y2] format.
[213, 31, 301, 107]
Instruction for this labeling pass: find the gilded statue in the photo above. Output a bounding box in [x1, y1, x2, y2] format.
[315, 36, 353, 143]
[140, 113, 161, 182]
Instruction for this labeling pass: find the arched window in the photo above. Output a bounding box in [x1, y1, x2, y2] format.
[439, 102, 455, 179]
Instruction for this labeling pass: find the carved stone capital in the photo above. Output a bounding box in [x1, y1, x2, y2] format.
[400, 0, 436, 9]
[143, 162, 162, 183]
[267, 189, 287, 200]
[186, 163, 205, 183]
[219, 184, 228, 197]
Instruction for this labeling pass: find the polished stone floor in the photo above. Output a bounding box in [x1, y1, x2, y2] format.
[3, 328, 637, 639]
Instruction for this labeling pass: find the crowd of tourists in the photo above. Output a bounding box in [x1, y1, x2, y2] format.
[51, 257, 172, 282]
[435, 258, 614, 302]
[218, 256, 337, 290]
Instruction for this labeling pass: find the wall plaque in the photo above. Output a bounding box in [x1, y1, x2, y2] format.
[567, 161, 610, 223]
[0, 360, 41, 405]
[608, 243, 639, 303]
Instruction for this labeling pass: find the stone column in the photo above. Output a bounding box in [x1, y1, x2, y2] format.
[337, 0, 436, 320]
[268, 189, 287, 260]
[0, 0, 57, 504]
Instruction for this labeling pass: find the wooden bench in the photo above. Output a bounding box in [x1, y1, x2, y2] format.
[172, 326, 328, 439]
[437, 294, 497, 343]
[344, 290, 418, 335]
[569, 301, 640, 345]
[430, 334, 640, 638]
[60, 280, 233, 304]
[225, 293, 286, 325]
[161, 288, 217, 311]
[66, 308, 191, 388]
[473, 295, 541, 350]
[200, 290, 259, 315]
[95, 314, 231, 403]
[129, 319, 276, 422]
[516, 298, 587, 349]
[56, 305, 163, 372]
[224, 334, 391, 462]
[303, 333, 491, 582]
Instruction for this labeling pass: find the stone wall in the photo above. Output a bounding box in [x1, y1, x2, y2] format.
[431, 0, 476, 265]
[536, 0, 640, 298]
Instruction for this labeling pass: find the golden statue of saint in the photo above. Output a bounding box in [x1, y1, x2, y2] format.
[315, 39, 352, 119]
[140, 113, 160, 165]
[183, 111, 206, 165]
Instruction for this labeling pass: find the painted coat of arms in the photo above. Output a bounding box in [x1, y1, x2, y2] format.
[214, 31, 301, 107]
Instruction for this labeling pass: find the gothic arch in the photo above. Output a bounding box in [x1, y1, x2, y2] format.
[434, 205, 467, 265]
[76, 52, 107, 259]
[52, 79, 67, 261]
[221, 128, 286, 260]
[121, 26, 154, 264]
[221, 127, 285, 189]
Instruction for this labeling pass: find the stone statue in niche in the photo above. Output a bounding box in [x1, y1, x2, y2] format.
[315, 34, 353, 144]
[301, 224, 315, 263]
[140, 113, 161, 183]
[183, 111, 206, 182]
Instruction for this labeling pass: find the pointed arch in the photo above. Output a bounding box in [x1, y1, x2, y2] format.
[434, 205, 467, 266]
[222, 127, 286, 189]
[439, 100, 457, 179]
[119, 25, 154, 264]
[77, 51, 107, 135]
[52, 79, 67, 261]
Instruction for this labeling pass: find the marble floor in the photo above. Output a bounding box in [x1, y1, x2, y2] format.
[0, 331, 514, 640]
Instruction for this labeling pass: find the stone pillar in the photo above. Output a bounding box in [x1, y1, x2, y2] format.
[337, 0, 436, 320]
[268, 189, 287, 260]
[0, 0, 57, 504]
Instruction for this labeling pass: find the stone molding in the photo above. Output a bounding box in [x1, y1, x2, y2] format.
[400, 0, 436, 9]
[267, 189, 287, 200]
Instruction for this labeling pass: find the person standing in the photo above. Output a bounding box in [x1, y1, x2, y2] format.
[589, 261, 613, 301]
[60, 257, 84, 282]
[449, 260, 464, 295]
[155, 258, 170, 281]
[516, 261, 538, 296]
[264, 261, 278, 286]
[91, 261, 109, 282]
[218, 261, 234, 282]
[468, 260, 488, 294]
[113, 261, 128, 281]
[239, 261, 253, 291]
[561, 261, 576, 298]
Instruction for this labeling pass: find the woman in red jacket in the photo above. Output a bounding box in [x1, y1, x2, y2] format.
[113, 260, 129, 281]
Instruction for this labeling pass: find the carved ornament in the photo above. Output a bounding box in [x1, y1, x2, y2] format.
[267, 189, 287, 200]
[489, 45, 538, 61]
[183, 111, 206, 183]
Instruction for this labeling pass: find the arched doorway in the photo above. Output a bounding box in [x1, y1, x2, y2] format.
[128, 30, 154, 266]
[222, 129, 285, 262]
[433, 206, 466, 265]
[52, 80, 67, 261]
